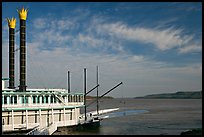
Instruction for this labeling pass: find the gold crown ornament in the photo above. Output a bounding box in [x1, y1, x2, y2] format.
[17, 7, 28, 20]
[7, 17, 16, 29]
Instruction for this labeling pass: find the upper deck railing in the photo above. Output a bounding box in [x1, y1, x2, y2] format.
[2, 89, 84, 110]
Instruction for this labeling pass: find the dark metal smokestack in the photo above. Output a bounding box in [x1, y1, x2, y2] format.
[7, 18, 16, 89]
[18, 7, 28, 92]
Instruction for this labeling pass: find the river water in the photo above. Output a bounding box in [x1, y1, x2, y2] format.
[53, 98, 202, 135]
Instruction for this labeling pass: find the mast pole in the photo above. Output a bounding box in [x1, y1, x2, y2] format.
[84, 68, 87, 121]
[96, 66, 99, 115]
[67, 71, 70, 93]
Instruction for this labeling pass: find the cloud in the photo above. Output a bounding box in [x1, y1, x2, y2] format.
[32, 20, 72, 47]
[178, 44, 202, 54]
[78, 33, 105, 48]
[96, 22, 196, 52]
[30, 15, 202, 58]
[131, 55, 144, 62]
[33, 18, 47, 29]
[31, 16, 127, 55]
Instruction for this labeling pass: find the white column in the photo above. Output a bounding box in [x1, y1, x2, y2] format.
[63, 107, 66, 125]
[74, 107, 77, 124]
[40, 96, 42, 105]
[26, 110, 28, 129]
[16, 95, 19, 104]
[7, 96, 10, 105]
[2, 95, 4, 105]
[20, 96, 23, 104]
[12, 110, 14, 130]
[39, 109, 42, 128]
[52, 108, 54, 124]
[12, 96, 14, 105]
[10, 95, 12, 105]
[29, 95, 32, 105]
[43, 95, 46, 104]
[36, 95, 38, 105]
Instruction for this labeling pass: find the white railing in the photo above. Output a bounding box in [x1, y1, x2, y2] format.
[47, 123, 57, 135]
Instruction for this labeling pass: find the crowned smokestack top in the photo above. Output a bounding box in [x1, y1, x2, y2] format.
[7, 18, 16, 89]
[18, 7, 28, 92]
[17, 7, 28, 20]
[7, 17, 16, 28]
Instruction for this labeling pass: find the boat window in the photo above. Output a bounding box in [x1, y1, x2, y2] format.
[4, 96, 7, 104]
[42, 96, 45, 103]
[51, 96, 54, 103]
[33, 96, 36, 103]
[45, 96, 49, 103]
[37, 96, 40, 103]
[14, 96, 17, 104]
[10, 96, 13, 104]
[22, 96, 29, 104]
[78, 95, 80, 102]
[73, 95, 75, 102]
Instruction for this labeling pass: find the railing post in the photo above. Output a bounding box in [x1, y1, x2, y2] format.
[7, 96, 10, 105]
[26, 110, 28, 129]
[12, 110, 14, 130]
[52, 108, 54, 124]
[2, 95, 4, 105]
[63, 108, 65, 125]
[39, 109, 42, 128]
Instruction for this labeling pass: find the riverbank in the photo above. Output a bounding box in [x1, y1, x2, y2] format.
[180, 128, 202, 135]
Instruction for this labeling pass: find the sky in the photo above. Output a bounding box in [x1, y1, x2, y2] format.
[2, 2, 202, 98]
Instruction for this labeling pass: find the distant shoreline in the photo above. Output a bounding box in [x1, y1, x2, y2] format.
[134, 91, 202, 99]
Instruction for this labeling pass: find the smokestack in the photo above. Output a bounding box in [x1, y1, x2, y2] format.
[7, 18, 16, 89]
[17, 7, 28, 92]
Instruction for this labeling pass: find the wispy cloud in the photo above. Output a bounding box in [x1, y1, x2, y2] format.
[96, 22, 198, 53]
[31, 17, 127, 54]
[178, 44, 202, 54]
[33, 18, 47, 29]
[30, 14, 202, 57]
